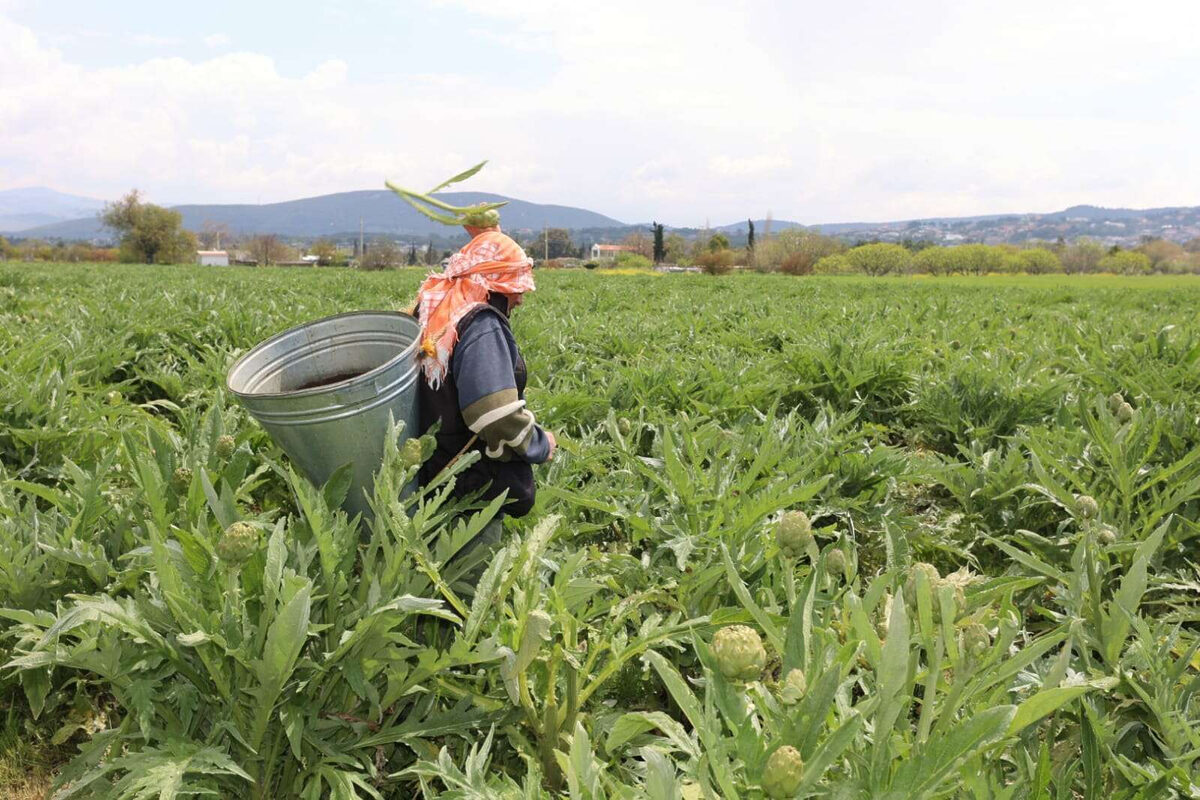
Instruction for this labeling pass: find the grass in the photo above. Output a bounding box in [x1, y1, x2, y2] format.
[1, 263, 1198, 797]
[0, 710, 61, 799]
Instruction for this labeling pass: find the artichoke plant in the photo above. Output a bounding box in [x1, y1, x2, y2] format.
[401, 437, 424, 470]
[711, 625, 767, 683]
[216, 521, 261, 567]
[386, 162, 507, 228]
[825, 548, 846, 578]
[778, 668, 807, 705]
[762, 745, 804, 798]
[1075, 494, 1099, 520]
[775, 510, 814, 560]
[172, 466, 193, 493]
[904, 562, 941, 607]
[215, 434, 236, 460]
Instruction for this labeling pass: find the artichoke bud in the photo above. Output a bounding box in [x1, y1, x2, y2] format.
[216, 522, 261, 567]
[1075, 495, 1099, 520]
[401, 437, 424, 469]
[1097, 525, 1117, 545]
[419, 434, 437, 460]
[172, 466, 193, 493]
[1107, 392, 1124, 414]
[711, 625, 767, 683]
[215, 435, 236, 460]
[618, 417, 632, 436]
[825, 548, 846, 578]
[105, 390, 122, 405]
[762, 745, 804, 799]
[775, 511, 814, 560]
[961, 623, 991, 657]
[779, 669, 807, 704]
[904, 562, 940, 607]
[1116, 402, 1134, 423]
[933, 580, 965, 624]
[461, 206, 500, 228]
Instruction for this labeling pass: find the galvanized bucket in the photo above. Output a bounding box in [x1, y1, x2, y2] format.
[226, 311, 421, 520]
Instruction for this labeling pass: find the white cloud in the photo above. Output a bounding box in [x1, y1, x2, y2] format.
[2, 1, 1200, 225]
[710, 155, 793, 178]
[130, 33, 182, 47]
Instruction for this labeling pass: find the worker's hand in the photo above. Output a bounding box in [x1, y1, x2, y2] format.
[545, 430, 557, 461]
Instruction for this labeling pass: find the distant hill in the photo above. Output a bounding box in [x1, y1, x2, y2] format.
[0, 187, 107, 233]
[715, 218, 807, 236]
[11, 187, 1200, 247]
[19, 190, 627, 241]
[713, 205, 1200, 246]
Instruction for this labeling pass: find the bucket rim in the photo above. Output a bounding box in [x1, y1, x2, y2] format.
[225, 309, 419, 400]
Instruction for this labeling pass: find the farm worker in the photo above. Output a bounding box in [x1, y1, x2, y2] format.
[413, 207, 556, 573]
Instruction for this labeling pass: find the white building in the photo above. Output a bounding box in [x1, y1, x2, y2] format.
[197, 250, 229, 266]
[590, 243, 634, 260]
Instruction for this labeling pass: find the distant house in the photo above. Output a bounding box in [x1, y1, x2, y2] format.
[197, 250, 229, 266]
[590, 244, 634, 260]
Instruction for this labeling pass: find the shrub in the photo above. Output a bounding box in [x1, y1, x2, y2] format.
[1014, 247, 1059, 274]
[1099, 250, 1151, 275]
[813, 253, 852, 274]
[614, 252, 653, 270]
[914, 247, 954, 275]
[844, 243, 912, 276]
[949, 243, 1006, 276]
[695, 248, 736, 275]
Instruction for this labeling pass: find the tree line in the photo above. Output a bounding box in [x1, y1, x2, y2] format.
[6, 189, 1200, 276]
[679, 227, 1200, 276]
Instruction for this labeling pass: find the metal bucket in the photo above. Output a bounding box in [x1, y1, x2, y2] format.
[226, 311, 421, 520]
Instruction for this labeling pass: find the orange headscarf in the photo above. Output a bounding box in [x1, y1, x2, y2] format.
[415, 229, 535, 388]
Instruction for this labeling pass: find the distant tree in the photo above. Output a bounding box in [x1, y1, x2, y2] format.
[1183, 237, 1200, 253]
[695, 248, 736, 275]
[361, 239, 403, 270]
[245, 235, 296, 266]
[664, 233, 689, 265]
[652, 222, 666, 264]
[913, 246, 953, 276]
[0, 236, 10, 260]
[1136, 237, 1186, 271]
[198, 220, 231, 250]
[424, 238, 439, 266]
[953, 243, 1006, 276]
[1014, 247, 1059, 274]
[746, 220, 755, 253]
[759, 229, 843, 274]
[1061, 239, 1105, 274]
[707, 232, 730, 252]
[812, 253, 852, 274]
[545, 228, 575, 259]
[621, 230, 652, 258]
[407, 244, 418, 266]
[1100, 249, 1151, 275]
[845, 242, 911, 276]
[101, 189, 197, 264]
[310, 238, 338, 266]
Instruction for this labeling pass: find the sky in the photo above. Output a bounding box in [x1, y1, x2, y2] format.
[2, 0, 1199, 226]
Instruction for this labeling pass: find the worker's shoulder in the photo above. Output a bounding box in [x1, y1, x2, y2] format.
[457, 304, 513, 342]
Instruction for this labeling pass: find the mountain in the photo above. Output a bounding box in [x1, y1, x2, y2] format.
[0, 187, 108, 233]
[13, 188, 1200, 247]
[713, 205, 1200, 246]
[18, 190, 626, 241]
[715, 218, 807, 235]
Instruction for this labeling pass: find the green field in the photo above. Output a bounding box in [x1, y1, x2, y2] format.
[2, 263, 1199, 798]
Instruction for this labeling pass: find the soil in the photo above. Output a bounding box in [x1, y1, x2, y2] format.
[294, 370, 366, 391]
